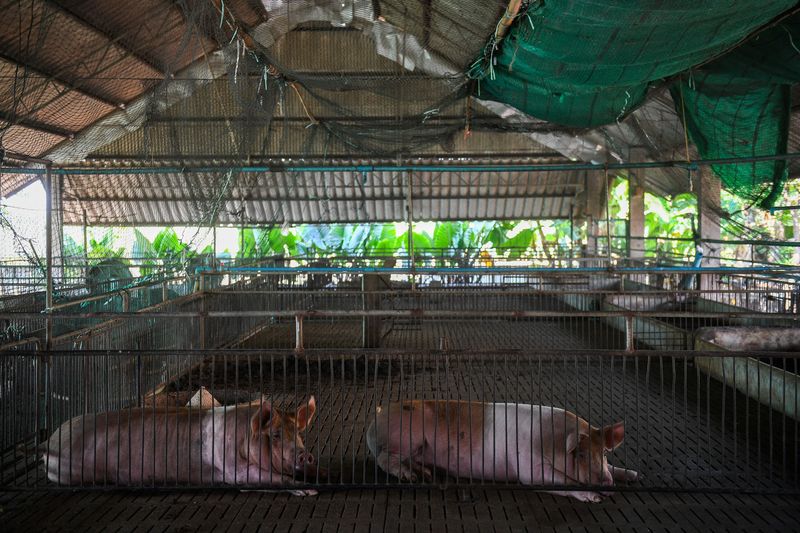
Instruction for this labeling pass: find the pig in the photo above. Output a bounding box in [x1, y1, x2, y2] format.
[42, 397, 319, 495]
[366, 400, 638, 502]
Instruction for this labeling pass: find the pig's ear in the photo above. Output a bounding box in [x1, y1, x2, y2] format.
[565, 430, 587, 455]
[250, 401, 272, 434]
[295, 396, 316, 432]
[602, 421, 625, 450]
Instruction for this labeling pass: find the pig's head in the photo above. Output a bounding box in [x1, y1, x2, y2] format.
[565, 421, 625, 486]
[246, 396, 316, 475]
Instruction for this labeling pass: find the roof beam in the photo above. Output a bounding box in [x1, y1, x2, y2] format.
[0, 51, 122, 110]
[44, 0, 166, 74]
[0, 109, 74, 139]
[69, 192, 578, 202]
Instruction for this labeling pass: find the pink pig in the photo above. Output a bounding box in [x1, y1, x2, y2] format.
[367, 400, 637, 502]
[42, 397, 318, 495]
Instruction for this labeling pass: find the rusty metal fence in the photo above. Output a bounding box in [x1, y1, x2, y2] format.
[1, 266, 798, 495]
[1, 350, 798, 495]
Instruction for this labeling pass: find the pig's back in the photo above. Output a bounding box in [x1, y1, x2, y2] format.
[43, 407, 225, 485]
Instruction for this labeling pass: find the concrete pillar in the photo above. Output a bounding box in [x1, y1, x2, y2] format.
[628, 179, 645, 261]
[583, 170, 605, 261]
[627, 149, 647, 263]
[698, 166, 721, 290]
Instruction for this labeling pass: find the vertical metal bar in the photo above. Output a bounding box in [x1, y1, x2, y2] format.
[407, 170, 415, 290]
[82, 209, 88, 266]
[295, 314, 304, 354]
[625, 315, 634, 352]
[45, 165, 54, 351]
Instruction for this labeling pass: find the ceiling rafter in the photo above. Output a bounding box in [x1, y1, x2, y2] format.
[44, 0, 166, 75]
[0, 109, 73, 138]
[0, 51, 121, 111]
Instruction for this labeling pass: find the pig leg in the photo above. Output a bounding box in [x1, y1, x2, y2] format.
[238, 468, 318, 496]
[374, 450, 430, 482]
[610, 465, 638, 482]
[367, 416, 430, 483]
[531, 467, 606, 503]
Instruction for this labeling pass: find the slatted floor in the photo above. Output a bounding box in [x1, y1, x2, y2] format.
[163, 349, 797, 492]
[4, 316, 798, 530]
[237, 317, 626, 351]
[3, 489, 799, 532]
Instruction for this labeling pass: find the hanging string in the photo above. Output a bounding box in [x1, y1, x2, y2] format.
[678, 76, 692, 164]
[464, 95, 472, 139]
[289, 82, 318, 127]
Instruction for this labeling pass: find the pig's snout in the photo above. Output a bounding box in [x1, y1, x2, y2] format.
[296, 450, 314, 467]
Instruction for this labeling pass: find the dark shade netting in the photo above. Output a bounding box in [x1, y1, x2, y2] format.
[475, 1, 799, 206]
[671, 15, 800, 207]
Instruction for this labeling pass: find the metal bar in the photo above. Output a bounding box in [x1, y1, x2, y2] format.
[7, 348, 800, 359]
[5, 152, 800, 175]
[3, 309, 799, 320]
[49, 276, 186, 310]
[196, 266, 800, 274]
[44, 165, 53, 351]
[295, 314, 304, 353]
[0, 110, 74, 139]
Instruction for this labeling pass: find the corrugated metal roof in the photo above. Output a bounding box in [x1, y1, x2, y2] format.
[60, 165, 582, 224]
[0, 0, 797, 224]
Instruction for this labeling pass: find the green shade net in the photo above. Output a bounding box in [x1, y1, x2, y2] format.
[473, 0, 795, 128]
[671, 16, 800, 207]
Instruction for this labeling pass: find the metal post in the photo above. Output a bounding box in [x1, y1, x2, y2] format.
[82, 209, 88, 263]
[45, 165, 53, 351]
[568, 206, 574, 267]
[407, 170, 415, 290]
[213, 225, 217, 259]
[295, 314, 304, 353]
[625, 315, 635, 352]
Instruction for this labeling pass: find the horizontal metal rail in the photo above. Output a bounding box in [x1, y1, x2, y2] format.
[3, 348, 799, 359]
[49, 275, 187, 311]
[4, 151, 800, 174]
[196, 266, 800, 275]
[2, 310, 798, 320]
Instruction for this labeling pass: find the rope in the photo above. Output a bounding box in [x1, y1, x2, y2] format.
[464, 95, 472, 139]
[289, 82, 318, 127]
